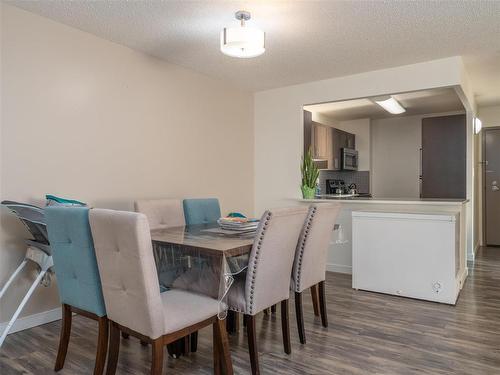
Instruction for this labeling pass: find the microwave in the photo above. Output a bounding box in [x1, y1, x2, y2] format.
[341, 148, 358, 171]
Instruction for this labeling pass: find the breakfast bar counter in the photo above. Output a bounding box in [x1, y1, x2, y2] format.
[299, 197, 469, 205]
[296, 197, 469, 300]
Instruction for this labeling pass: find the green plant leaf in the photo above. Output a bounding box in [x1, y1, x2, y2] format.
[300, 147, 319, 189]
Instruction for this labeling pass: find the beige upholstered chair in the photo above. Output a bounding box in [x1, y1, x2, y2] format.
[134, 199, 185, 230]
[227, 206, 309, 375]
[134, 198, 197, 354]
[89, 209, 233, 375]
[291, 203, 341, 344]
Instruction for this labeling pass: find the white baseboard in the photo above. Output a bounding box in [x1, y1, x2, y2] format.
[475, 242, 480, 252]
[458, 267, 468, 290]
[0, 307, 61, 336]
[466, 242, 482, 261]
[326, 263, 352, 274]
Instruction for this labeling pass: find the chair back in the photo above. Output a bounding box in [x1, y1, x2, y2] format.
[245, 206, 309, 315]
[45, 206, 106, 317]
[183, 198, 221, 225]
[291, 204, 341, 293]
[134, 199, 185, 230]
[89, 209, 164, 339]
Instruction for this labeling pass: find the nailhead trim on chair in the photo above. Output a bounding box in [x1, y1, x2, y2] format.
[294, 206, 317, 293]
[247, 212, 272, 315]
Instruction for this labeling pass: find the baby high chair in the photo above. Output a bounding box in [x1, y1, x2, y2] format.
[0, 201, 53, 348]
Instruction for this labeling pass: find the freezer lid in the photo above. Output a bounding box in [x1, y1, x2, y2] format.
[352, 210, 458, 222]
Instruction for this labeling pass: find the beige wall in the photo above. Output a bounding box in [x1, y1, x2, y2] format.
[0, 5, 254, 325]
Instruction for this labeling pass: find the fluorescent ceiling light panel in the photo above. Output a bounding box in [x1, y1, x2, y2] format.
[375, 97, 406, 114]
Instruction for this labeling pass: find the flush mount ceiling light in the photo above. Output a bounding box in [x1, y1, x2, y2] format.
[374, 96, 406, 115]
[220, 10, 265, 58]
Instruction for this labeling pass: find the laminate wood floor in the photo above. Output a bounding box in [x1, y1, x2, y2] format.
[2, 247, 500, 374]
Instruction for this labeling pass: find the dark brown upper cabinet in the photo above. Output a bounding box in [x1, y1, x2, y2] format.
[303, 110, 355, 171]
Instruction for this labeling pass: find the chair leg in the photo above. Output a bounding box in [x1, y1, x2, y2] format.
[294, 292, 306, 344]
[106, 321, 120, 375]
[190, 332, 198, 352]
[167, 339, 184, 358]
[151, 338, 164, 375]
[167, 343, 177, 358]
[245, 315, 260, 375]
[121, 332, 129, 339]
[281, 300, 291, 354]
[93, 317, 108, 375]
[233, 312, 240, 333]
[226, 311, 238, 334]
[54, 304, 72, 371]
[310, 284, 320, 317]
[271, 304, 277, 314]
[318, 281, 328, 328]
[214, 318, 233, 375]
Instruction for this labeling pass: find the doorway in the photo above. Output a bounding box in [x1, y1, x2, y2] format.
[483, 127, 500, 246]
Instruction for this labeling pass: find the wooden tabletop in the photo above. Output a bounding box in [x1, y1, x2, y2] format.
[151, 223, 254, 258]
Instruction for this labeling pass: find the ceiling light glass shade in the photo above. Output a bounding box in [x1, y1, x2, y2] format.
[375, 97, 406, 114]
[220, 27, 265, 58]
[474, 117, 483, 134]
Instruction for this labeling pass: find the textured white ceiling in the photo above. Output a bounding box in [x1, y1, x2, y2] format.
[304, 88, 464, 121]
[7, 1, 500, 103]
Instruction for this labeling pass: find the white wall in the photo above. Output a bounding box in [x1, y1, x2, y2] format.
[371, 116, 422, 198]
[0, 5, 254, 327]
[254, 57, 474, 269]
[479, 105, 500, 127]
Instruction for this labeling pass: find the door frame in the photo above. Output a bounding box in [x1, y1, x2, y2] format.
[482, 126, 500, 246]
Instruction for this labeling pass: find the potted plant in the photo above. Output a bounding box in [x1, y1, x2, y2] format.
[300, 148, 319, 199]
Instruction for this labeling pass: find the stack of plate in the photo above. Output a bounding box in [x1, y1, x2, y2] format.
[217, 217, 260, 232]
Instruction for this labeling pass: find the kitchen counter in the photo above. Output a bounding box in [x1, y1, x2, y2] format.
[298, 197, 469, 206]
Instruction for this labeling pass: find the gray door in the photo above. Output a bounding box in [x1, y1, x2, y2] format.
[421, 115, 466, 199]
[484, 128, 500, 246]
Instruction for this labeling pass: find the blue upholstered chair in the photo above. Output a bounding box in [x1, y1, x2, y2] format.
[45, 206, 108, 375]
[182, 198, 221, 225]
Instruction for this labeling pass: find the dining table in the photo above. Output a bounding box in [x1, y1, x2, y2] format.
[150, 222, 256, 357]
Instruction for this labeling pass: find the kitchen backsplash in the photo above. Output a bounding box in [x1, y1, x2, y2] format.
[319, 171, 370, 194]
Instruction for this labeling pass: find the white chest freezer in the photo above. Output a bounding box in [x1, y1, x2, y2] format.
[352, 210, 462, 305]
